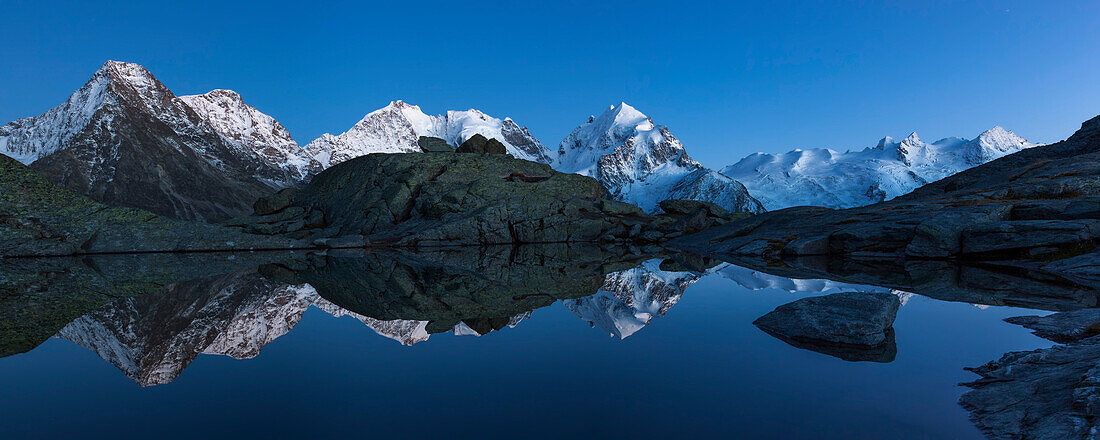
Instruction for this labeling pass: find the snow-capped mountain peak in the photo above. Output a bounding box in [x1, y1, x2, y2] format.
[304, 100, 553, 167]
[180, 89, 321, 183]
[722, 126, 1038, 210]
[553, 102, 762, 213]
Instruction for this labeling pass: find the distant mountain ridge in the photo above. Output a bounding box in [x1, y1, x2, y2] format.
[304, 100, 552, 167]
[721, 127, 1036, 210]
[0, 60, 1034, 220]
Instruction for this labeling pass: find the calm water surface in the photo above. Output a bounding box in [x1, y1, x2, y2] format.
[0, 250, 1052, 439]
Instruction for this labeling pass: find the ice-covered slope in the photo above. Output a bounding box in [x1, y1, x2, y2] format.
[179, 89, 321, 184]
[305, 101, 553, 167]
[0, 61, 307, 222]
[554, 103, 763, 213]
[722, 127, 1036, 210]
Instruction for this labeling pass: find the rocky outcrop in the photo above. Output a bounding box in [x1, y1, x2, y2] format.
[227, 153, 739, 247]
[454, 134, 507, 154]
[961, 310, 1100, 440]
[753, 292, 901, 362]
[417, 136, 453, 153]
[0, 154, 304, 257]
[674, 115, 1100, 287]
[1006, 309, 1100, 343]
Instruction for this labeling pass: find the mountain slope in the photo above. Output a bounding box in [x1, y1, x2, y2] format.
[554, 103, 763, 214]
[305, 101, 552, 167]
[722, 127, 1036, 210]
[179, 89, 321, 184]
[0, 61, 307, 222]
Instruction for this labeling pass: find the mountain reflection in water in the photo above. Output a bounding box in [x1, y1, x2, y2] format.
[2, 245, 1096, 439]
[1, 245, 912, 386]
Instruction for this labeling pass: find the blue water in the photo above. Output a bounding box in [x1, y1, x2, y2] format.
[0, 264, 1050, 439]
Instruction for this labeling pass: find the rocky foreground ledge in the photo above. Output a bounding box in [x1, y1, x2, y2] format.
[672, 115, 1100, 287]
[0, 155, 304, 257]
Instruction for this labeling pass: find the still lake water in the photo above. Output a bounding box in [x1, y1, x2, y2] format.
[0, 249, 1052, 439]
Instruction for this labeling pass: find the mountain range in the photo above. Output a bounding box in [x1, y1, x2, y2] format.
[722, 128, 1036, 210]
[0, 60, 1033, 221]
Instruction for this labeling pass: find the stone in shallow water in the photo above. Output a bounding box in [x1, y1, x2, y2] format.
[960, 309, 1100, 440]
[753, 291, 901, 348]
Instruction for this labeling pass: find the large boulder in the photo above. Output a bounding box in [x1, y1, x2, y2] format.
[455, 134, 507, 154]
[417, 136, 454, 153]
[229, 152, 717, 246]
[754, 291, 901, 349]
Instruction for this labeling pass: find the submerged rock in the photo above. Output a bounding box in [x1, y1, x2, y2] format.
[753, 292, 901, 361]
[961, 309, 1100, 440]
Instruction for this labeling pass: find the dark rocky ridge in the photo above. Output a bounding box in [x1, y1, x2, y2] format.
[673, 115, 1100, 287]
[228, 152, 737, 247]
[0, 154, 304, 257]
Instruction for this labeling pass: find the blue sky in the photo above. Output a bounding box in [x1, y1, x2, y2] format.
[2, 0, 1098, 168]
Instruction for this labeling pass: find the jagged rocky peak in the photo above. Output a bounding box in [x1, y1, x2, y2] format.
[180, 89, 321, 183]
[0, 60, 170, 164]
[304, 100, 552, 168]
[553, 102, 762, 214]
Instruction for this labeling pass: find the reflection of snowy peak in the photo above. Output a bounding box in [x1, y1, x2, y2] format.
[312, 297, 432, 346]
[564, 259, 707, 339]
[57, 269, 542, 386]
[721, 127, 1036, 210]
[554, 103, 763, 213]
[56, 273, 317, 386]
[717, 265, 913, 304]
[304, 100, 552, 167]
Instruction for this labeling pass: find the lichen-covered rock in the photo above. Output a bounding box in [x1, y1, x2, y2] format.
[417, 136, 454, 153]
[455, 134, 507, 154]
[0, 154, 305, 257]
